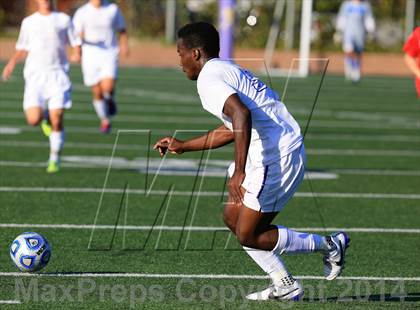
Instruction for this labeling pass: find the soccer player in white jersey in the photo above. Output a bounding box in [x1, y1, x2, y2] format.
[73, 0, 128, 133]
[1, 0, 81, 173]
[154, 22, 350, 301]
[336, 0, 375, 82]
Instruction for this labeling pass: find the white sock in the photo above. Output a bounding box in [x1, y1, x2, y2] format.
[243, 246, 293, 286]
[93, 99, 108, 120]
[49, 130, 64, 162]
[344, 57, 352, 79]
[276, 226, 327, 254]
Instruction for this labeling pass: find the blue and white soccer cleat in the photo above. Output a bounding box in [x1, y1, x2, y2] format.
[323, 231, 350, 281]
[246, 278, 303, 301]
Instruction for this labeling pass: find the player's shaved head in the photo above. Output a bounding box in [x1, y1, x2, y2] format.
[177, 22, 220, 58]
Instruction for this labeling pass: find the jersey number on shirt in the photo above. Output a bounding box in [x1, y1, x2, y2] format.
[242, 69, 267, 92]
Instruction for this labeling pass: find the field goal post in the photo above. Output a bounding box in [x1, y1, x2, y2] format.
[263, 0, 313, 78]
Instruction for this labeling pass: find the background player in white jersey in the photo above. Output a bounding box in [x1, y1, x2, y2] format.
[73, 0, 128, 133]
[336, 0, 375, 82]
[1, 0, 81, 173]
[154, 22, 350, 301]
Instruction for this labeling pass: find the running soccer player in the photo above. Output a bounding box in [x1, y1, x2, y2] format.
[73, 0, 128, 133]
[403, 26, 420, 98]
[154, 22, 350, 301]
[1, 0, 81, 173]
[336, 0, 375, 82]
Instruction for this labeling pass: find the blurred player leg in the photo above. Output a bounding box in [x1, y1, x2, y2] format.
[91, 84, 111, 134]
[47, 108, 65, 173]
[24, 107, 44, 127]
[100, 78, 117, 116]
[344, 54, 353, 80]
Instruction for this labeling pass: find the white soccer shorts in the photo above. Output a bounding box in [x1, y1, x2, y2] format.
[23, 70, 72, 111]
[343, 35, 364, 54]
[228, 145, 306, 213]
[81, 45, 119, 86]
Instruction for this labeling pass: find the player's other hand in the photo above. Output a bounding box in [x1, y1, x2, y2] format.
[228, 171, 246, 205]
[120, 44, 129, 58]
[70, 51, 81, 63]
[153, 137, 184, 156]
[2, 62, 14, 81]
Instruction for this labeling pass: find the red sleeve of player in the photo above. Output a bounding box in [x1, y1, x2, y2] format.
[403, 27, 420, 57]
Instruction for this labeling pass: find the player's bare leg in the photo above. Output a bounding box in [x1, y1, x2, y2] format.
[223, 188, 349, 300]
[235, 205, 278, 250]
[223, 196, 301, 301]
[24, 107, 43, 126]
[100, 77, 117, 116]
[46, 108, 65, 173]
[222, 189, 243, 233]
[91, 83, 111, 133]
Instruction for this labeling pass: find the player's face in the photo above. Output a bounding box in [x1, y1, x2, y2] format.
[36, 0, 52, 10]
[89, 0, 102, 7]
[177, 38, 199, 80]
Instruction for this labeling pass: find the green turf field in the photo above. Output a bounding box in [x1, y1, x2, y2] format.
[0, 63, 419, 309]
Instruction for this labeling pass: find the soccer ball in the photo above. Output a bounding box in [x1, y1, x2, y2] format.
[9, 232, 51, 272]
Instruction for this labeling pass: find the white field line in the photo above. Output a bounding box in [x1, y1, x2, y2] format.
[1, 97, 418, 124]
[1, 112, 419, 130]
[0, 300, 21, 304]
[0, 125, 173, 135]
[0, 223, 419, 234]
[307, 149, 420, 157]
[1, 140, 420, 157]
[2, 124, 420, 138]
[0, 272, 418, 282]
[1, 186, 420, 199]
[2, 160, 420, 177]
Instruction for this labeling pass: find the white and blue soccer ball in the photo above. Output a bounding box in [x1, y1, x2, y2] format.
[9, 232, 51, 272]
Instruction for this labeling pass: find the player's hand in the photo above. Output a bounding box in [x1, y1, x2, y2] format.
[70, 51, 81, 63]
[153, 137, 184, 156]
[228, 171, 245, 205]
[120, 44, 129, 58]
[2, 62, 15, 81]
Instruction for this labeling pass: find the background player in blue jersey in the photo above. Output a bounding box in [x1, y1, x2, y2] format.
[336, 0, 375, 82]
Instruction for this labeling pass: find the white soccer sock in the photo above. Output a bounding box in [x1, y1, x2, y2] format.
[276, 226, 327, 254]
[49, 130, 64, 162]
[93, 99, 108, 120]
[243, 246, 293, 286]
[344, 56, 352, 79]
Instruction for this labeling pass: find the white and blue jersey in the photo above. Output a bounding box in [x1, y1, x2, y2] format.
[197, 58, 302, 167]
[336, 0, 375, 53]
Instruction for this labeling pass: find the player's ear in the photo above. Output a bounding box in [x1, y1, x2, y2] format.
[193, 49, 201, 60]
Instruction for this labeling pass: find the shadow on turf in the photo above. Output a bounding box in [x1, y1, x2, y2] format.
[304, 292, 420, 302]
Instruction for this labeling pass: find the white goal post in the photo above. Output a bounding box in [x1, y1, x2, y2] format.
[263, 0, 313, 78]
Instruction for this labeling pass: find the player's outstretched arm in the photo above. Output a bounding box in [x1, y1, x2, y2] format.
[153, 124, 234, 156]
[119, 30, 129, 58]
[2, 50, 27, 81]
